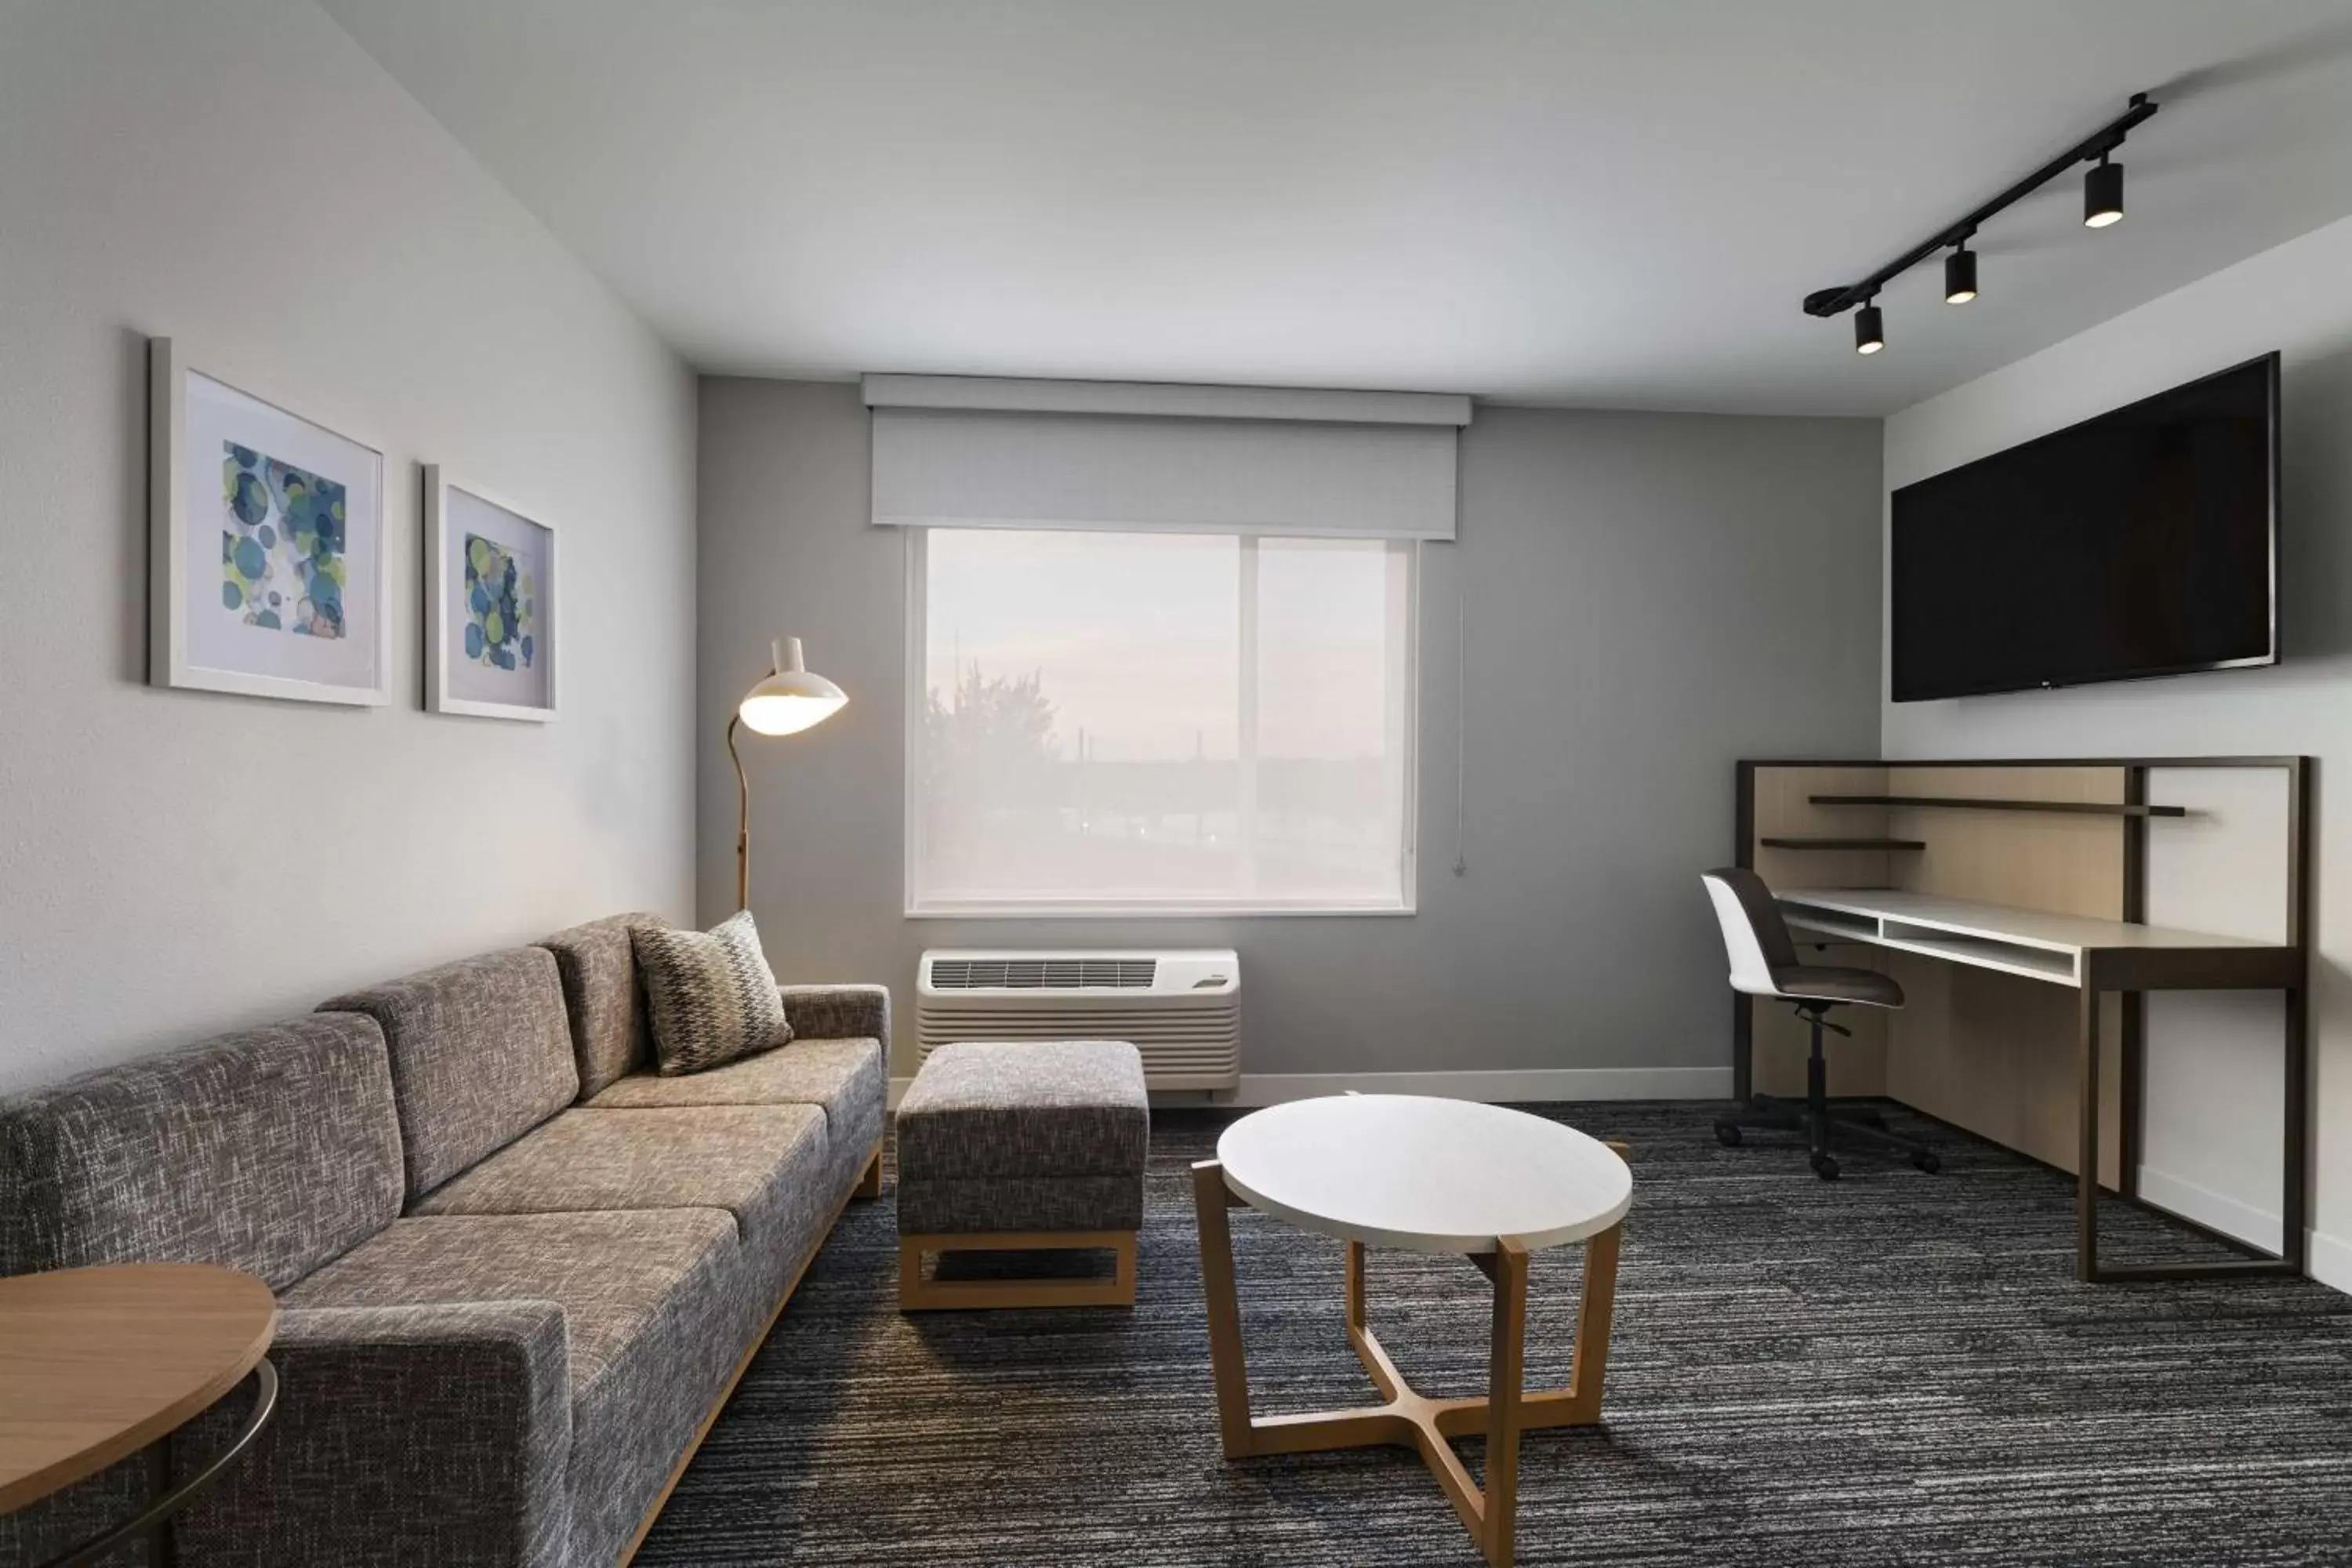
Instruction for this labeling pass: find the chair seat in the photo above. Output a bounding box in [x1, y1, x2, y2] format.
[1773, 964, 1904, 1008]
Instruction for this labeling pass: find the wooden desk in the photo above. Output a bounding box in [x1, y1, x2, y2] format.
[1776, 886, 2305, 1283]
[0, 1264, 278, 1566]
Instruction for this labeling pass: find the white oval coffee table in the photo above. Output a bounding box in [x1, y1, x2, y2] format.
[1193, 1096, 1633, 1568]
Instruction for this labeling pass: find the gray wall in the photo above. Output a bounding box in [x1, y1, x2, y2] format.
[699, 379, 1882, 1089]
[0, 0, 699, 1094]
[1882, 212, 2352, 1290]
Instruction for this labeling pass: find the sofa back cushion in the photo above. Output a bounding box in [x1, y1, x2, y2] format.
[535, 912, 667, 1099]
[0, 1014, 404, 1289]
[321, 947, 579, 1198]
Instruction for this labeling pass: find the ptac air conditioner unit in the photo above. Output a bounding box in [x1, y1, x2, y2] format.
[916, 949, 1240, 1091]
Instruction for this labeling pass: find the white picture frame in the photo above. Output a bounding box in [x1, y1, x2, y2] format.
[148, 337, 389, 705]
[424, 465, 559, 721]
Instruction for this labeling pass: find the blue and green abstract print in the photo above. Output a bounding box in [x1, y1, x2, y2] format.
[220, 443, 347, 638]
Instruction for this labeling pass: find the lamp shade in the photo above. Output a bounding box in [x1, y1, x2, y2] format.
[738, 637, 847, 735]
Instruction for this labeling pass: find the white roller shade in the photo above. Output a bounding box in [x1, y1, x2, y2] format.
[865, 376, 1466, 541]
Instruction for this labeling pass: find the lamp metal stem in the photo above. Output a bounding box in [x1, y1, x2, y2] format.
[728, 713, 750, 911]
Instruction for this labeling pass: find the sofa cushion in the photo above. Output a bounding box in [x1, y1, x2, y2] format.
[283, 1210, 745, 1445]
[408, 1105, 832, 1298]
[586, 1039, 885, 1185]
[896, 1040, 1149, 1181]
[632, 911, 792, 1075]
[323, 947, 579, 1198]
[282, 1209, 756, 1568]
[535, 912, 667, 1100]
[0, 1013, 403, 1289]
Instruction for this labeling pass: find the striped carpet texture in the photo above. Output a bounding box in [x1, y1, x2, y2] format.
[637, 1102, 2352, 1566]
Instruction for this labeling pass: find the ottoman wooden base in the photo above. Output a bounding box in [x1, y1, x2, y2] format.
[898, 1229, 1138, 1310]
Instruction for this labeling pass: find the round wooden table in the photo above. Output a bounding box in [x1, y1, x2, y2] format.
[1192, 1096, 1633, 1568]
[0, 1264, 279, 1568]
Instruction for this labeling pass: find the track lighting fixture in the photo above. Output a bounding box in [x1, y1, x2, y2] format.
[2084, 155, 2124, 228]
[1805, 93, 2156, 353]
[1944, 245, 1979, 304]
[1855, 301, 1885, 355]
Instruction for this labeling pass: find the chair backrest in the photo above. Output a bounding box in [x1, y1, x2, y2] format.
[1701, 867, 1798, 997]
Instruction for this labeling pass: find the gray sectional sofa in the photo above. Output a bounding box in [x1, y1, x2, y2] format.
[0, 913, 887, 1568]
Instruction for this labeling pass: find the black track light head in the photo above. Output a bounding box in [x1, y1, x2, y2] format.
[1803, 90, 2158, 352]
[1855, 301, 1886, 355]
[1944, 245, 1979, 304]
[2085, 156, 2124, 228]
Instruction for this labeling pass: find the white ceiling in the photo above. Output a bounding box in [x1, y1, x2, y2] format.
[321, 0, 2352, 416]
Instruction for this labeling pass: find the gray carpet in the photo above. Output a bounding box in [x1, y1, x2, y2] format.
[636, 1103, 2352, 1566]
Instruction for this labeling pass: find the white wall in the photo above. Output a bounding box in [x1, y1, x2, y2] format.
[1882, 212, 2352, 1290]
[699, 380, 1882, 1096]
[0, 0, 699, 1094]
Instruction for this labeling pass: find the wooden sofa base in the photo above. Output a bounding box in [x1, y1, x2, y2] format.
[617, 1141, 884, 1567]
[898, 1229, 1138, 1310]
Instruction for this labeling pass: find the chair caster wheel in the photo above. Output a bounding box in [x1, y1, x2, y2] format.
[1913, 1152, 1940, 1174]
[1715, 1122, 1742, 1148]
[1810, 1154, 1839, 1181]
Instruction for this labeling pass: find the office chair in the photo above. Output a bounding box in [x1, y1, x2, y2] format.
[1700, 867, 1939, 1181]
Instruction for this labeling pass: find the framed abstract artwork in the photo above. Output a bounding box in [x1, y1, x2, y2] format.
[424, 466, 558, 721]
[148, 337, 388, 704]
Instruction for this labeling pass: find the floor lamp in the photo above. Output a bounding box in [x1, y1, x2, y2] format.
[728, 637, 848, 910]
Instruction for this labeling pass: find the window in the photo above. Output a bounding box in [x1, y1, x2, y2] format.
[909, 528, 1415, 914]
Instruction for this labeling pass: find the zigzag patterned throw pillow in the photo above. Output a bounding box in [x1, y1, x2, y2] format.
[632, 911, 795, 1074]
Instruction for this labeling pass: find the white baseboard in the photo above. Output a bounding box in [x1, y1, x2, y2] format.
[889, 1065, 1728, 1111]
[2307, 1226, 2352, 1296]
[2132, 1165, 2281, 1254]
[1229, 1067, 1731, 1106]
[2124, 1168, 2352, 1297]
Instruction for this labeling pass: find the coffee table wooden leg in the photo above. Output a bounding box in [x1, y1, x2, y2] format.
[1192, 1160, 1258, 1458]
[1566, 1220, 1622, 1421]
[1483, 1237, 1530, 1568]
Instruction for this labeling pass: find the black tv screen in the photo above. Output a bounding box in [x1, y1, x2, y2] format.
[1890, 353, 2279, 702]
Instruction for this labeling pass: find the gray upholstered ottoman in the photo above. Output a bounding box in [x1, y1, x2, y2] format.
[895, 1039, 1149, 1309]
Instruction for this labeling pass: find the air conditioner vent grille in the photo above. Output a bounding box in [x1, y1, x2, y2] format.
[928, 957, 1157, 990]
[916, 949, 1238, 1091]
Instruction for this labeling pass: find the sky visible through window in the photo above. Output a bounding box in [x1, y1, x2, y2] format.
[914, 528, 1410, 910]
[924, 529, 1389, 762]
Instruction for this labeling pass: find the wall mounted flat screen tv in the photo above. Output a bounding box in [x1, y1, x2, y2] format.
[1890, 352, 2279, 702]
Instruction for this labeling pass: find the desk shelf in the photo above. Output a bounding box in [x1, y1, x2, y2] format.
[1875, 921, 2080, 985]
[1810, 794, 2185, 818]
[1782, 900, 2080, 985]
[1759, 837, 1926, 851]
[1777, 901, 1882, 946]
